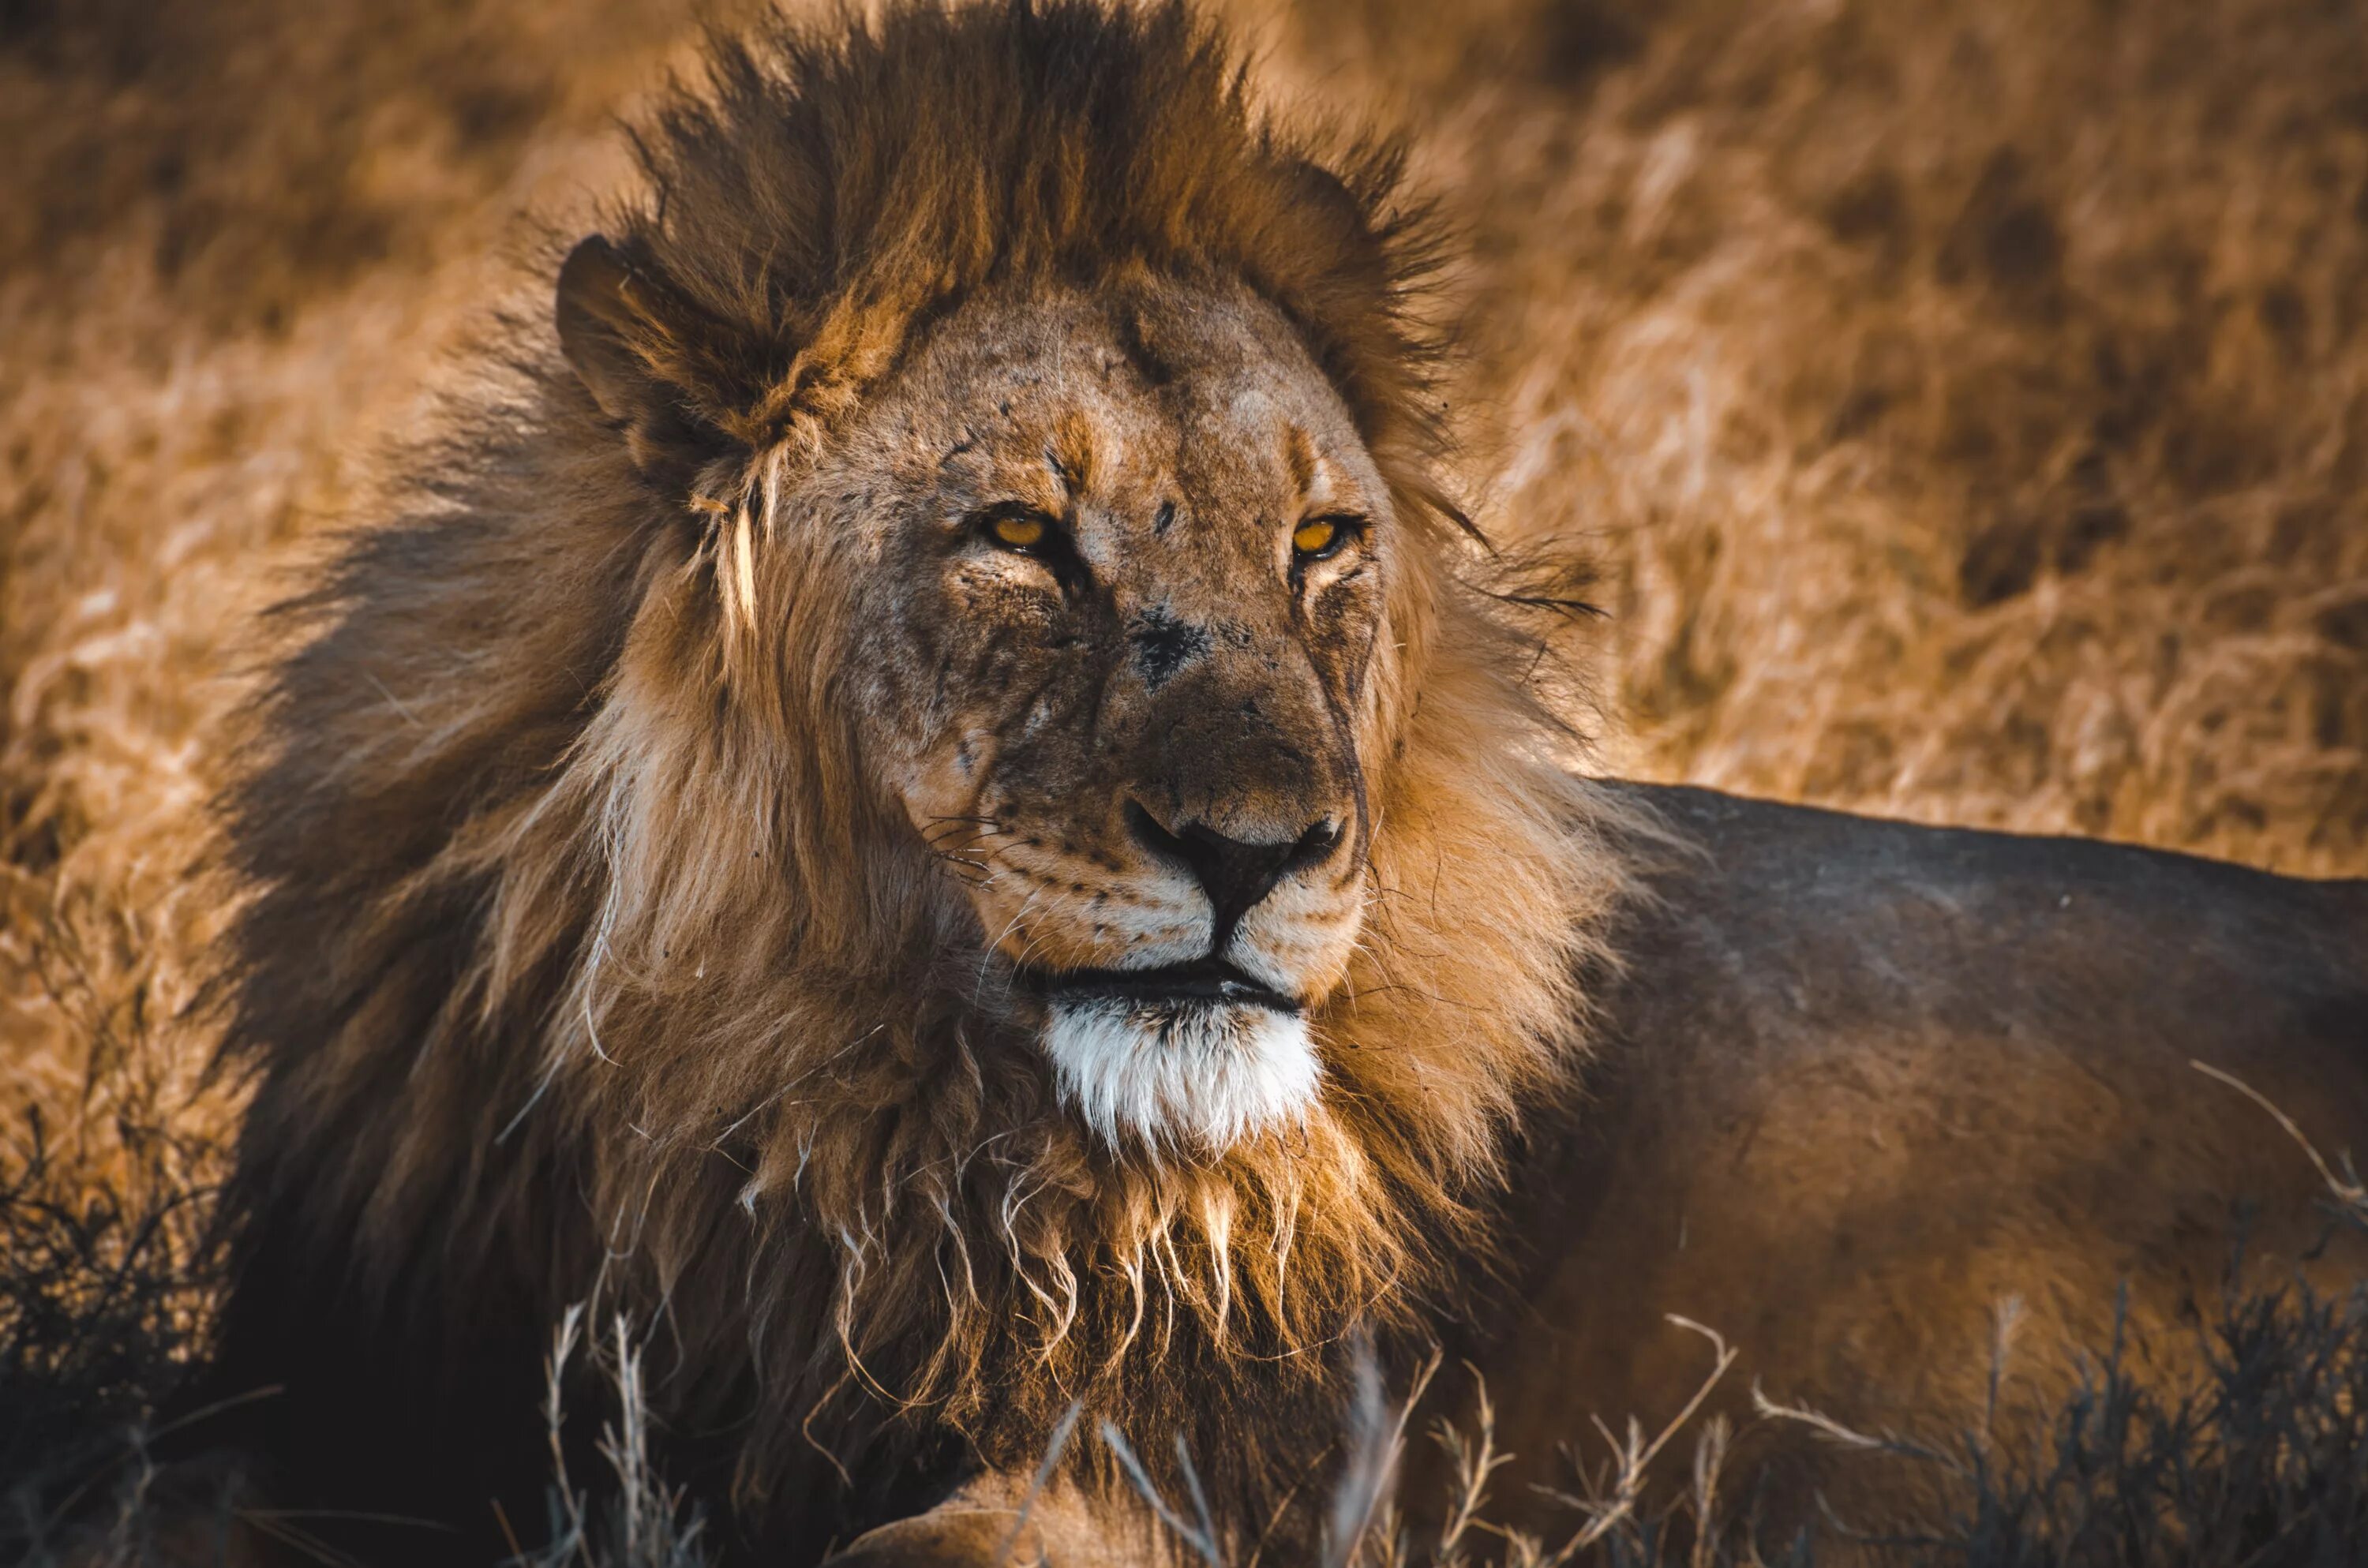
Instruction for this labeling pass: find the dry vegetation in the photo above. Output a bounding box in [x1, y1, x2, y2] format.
[4, 0, 2366, 1560]
[1283, 0, 2368, 869]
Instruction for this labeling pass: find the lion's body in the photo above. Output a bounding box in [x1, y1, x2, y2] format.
[192, 3, 2368, 1564]
[1471, 784, 2368, 1541]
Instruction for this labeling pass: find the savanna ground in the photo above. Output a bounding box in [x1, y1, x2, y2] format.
[5, 0, 2368, 1561]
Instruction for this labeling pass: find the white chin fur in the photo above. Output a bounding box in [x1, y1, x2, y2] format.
[1042, 999, 1322, 1151]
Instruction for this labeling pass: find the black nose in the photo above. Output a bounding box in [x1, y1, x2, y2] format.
[1125, 801, 1343, 946]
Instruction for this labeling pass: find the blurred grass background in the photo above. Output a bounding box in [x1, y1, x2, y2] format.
[2, 0, 2365, 1546]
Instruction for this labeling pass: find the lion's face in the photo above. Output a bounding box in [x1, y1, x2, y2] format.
[822, 279, 1404, 1149]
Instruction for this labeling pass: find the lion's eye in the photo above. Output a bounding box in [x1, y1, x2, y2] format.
[990, 513, 1049, 550]
[1291, 516, 1354, 560]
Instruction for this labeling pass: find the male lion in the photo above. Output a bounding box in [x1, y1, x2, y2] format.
[200, 2, 2368, 1562]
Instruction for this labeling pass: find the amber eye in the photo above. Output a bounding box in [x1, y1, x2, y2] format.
[1291, 516, 1352, 559]
[989, 513, 1048, 550]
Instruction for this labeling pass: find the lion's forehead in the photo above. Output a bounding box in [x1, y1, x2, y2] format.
[890, 283, 1377, 532]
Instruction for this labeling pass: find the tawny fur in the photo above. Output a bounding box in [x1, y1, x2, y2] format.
[212, 1, 1642, 1555]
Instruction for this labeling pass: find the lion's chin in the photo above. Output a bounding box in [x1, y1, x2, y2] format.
[1041, 997, 1322, 1151]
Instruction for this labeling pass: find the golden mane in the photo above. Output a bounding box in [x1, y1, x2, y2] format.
[215, 0, 1641, 1549]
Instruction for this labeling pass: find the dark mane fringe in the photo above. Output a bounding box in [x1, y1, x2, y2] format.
[611, 0, 1456, 486]
[205, 2, 1636, 1559]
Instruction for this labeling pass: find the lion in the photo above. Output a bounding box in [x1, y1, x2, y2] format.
[194, 2, 2368, 1562]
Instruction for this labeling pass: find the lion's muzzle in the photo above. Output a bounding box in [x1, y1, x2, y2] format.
[1121, 799, 1343, 952]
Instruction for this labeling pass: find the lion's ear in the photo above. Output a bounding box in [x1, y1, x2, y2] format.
[1285, 161, 1388, 294]
[556, 234, 744, 487]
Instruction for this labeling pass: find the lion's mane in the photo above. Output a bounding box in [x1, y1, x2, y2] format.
[215, 0, 1637, 1551]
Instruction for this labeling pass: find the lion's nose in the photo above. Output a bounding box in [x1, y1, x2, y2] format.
[1125, 801, 1342, 945]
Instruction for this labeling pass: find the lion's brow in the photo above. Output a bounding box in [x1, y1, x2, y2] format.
[1283, 423, 1317, 495]
[1046, 412, 1103, 495]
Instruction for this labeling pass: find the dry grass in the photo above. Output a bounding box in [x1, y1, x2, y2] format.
[2, 0, 2365, 1559]
[1283, 0, 2368, 871]
[1062, 1233, 2368, 1566]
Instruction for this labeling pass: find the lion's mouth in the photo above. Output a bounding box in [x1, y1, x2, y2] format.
[1020, 957, 1302, 1014]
